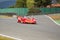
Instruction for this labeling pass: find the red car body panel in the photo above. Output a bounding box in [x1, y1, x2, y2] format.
[17, 16, 36, 24]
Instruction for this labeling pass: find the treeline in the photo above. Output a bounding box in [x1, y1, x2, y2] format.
[10, 0, 60, 8]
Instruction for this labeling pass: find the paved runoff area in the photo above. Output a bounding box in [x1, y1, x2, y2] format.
[0, 15, 60, 40]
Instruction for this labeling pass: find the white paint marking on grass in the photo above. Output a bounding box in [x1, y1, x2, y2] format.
[45, 15, 60, 26]
[0, 34, 22, 40]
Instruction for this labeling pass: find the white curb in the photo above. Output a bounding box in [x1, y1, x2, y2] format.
[45, 15, 60, 26]
[0, 34, 22, 40]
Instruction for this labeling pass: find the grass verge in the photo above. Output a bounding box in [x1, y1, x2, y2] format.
[48, 14, 60, 25]
[0, 15, 12, 18]
[0, 36, 15, 40]
[55, 20, 60, 24]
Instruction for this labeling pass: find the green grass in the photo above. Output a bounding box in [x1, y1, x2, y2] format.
[0, 15, 12, 18]
[0, 36, 15, 40]
[55, 20, 60, 24]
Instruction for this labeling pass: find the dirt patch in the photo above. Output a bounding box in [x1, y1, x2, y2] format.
[48, 14, 60, 20]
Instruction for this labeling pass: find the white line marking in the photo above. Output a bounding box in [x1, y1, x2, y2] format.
[45, 15, 60, 26]
[0, 34, 22, 40]
[13, 15, 17, 18]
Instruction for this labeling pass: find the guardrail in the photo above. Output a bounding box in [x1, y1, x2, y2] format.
[0, 8, 60, 16]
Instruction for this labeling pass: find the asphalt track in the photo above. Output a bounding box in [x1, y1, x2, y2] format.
[0, 15, 60, 40]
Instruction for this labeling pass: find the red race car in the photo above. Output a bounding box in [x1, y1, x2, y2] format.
[17, 16, 36, 24]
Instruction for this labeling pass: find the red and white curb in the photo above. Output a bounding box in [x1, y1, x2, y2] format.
[0, 34, 22, 40]
[45, 15, 60, 26]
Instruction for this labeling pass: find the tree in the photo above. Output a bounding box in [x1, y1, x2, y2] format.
[26, 0, 35, 8]
[34, 0, 51, 7]
[15, 0, 26, 8]
[10, 0, 26, 8]
[42, 0, 51, 7]
[57, 0, 60, 3]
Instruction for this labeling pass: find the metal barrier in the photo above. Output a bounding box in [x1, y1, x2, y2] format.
[39, 8, 60, 14]
[0, 8, 29, 16]
[0, 8, 60, 16]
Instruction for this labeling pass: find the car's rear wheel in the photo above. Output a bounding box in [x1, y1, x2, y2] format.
[17, 20, 21, 23]
[21, 21, 26, 24]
